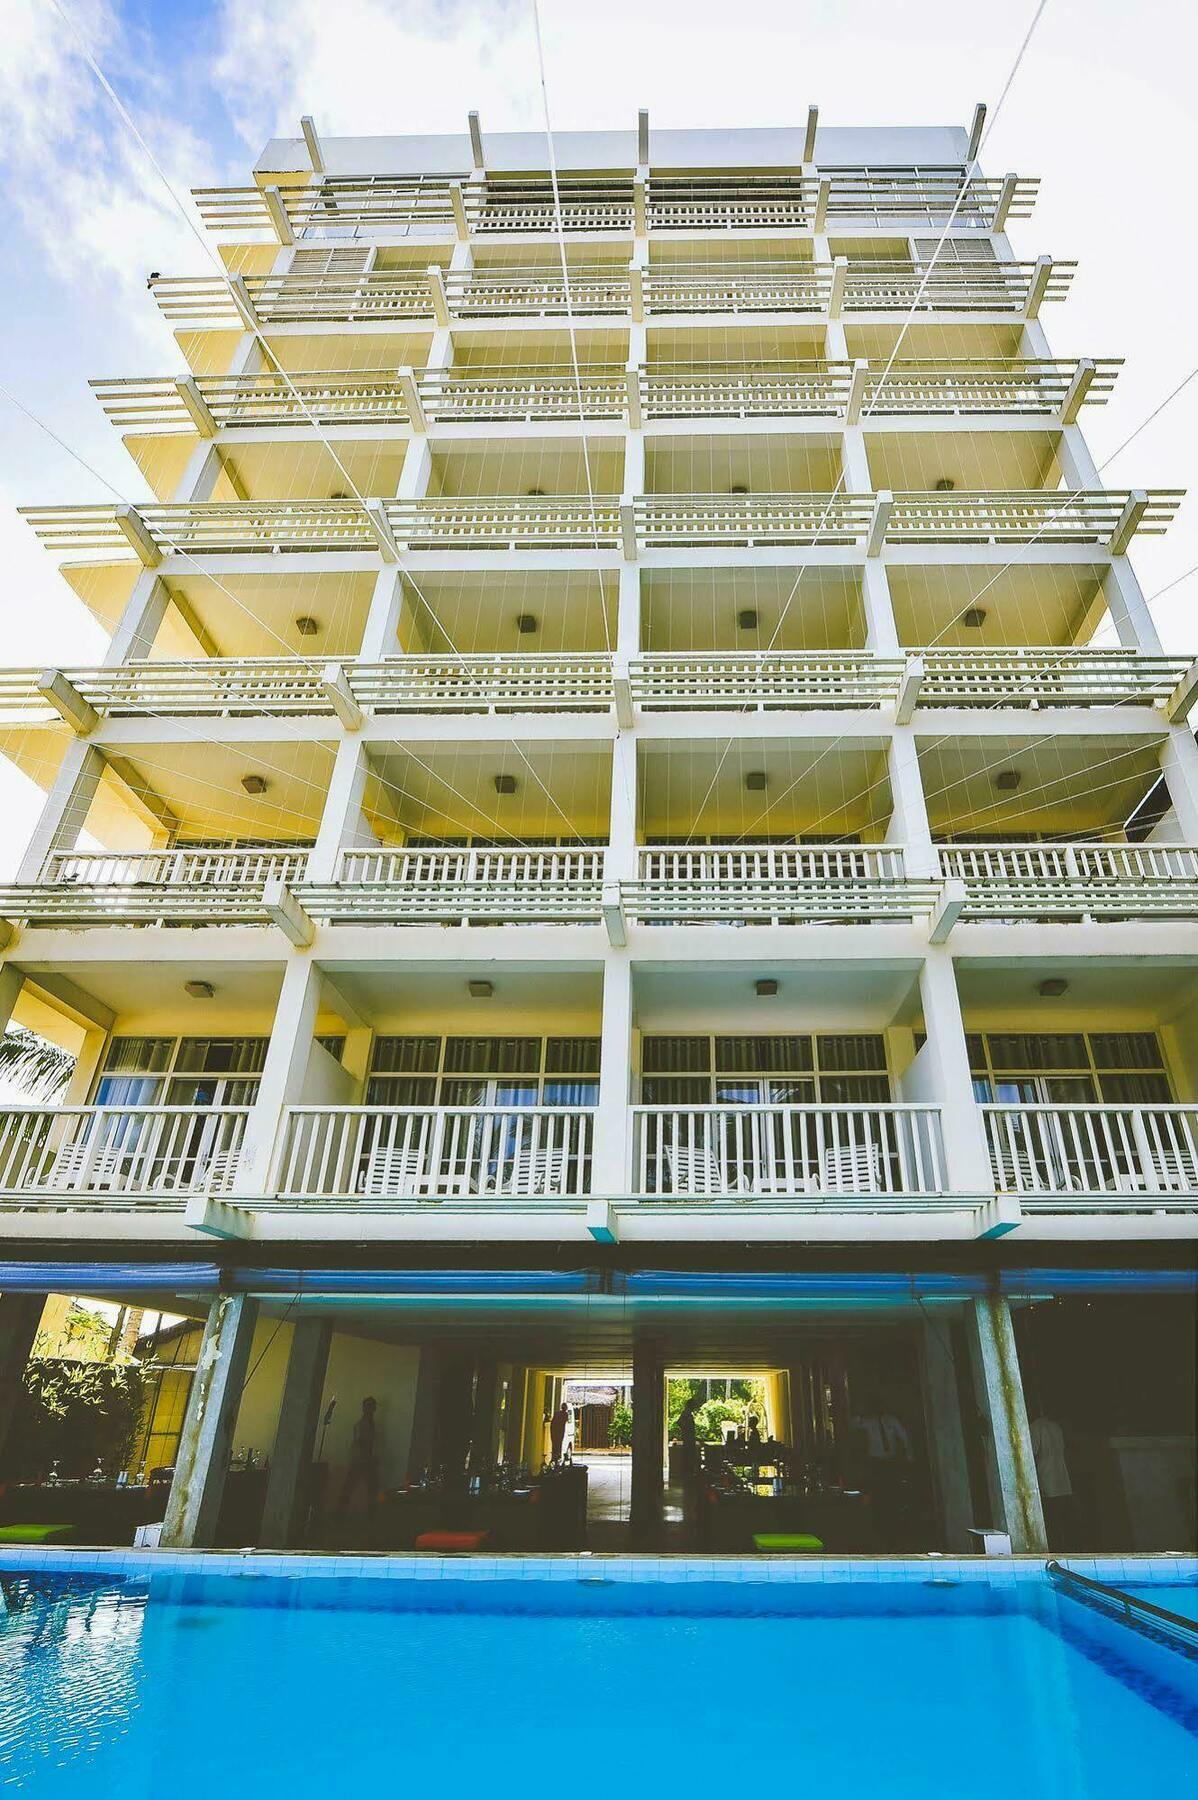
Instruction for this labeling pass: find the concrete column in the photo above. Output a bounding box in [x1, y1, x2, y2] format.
[502, 1365, 527, 1465]
[593, 956, 634, 1196]
[616, 564, 640, 656]
[861, 560, 901, 653]
[629, 1336, 664, 1542]
[358, 569, 409, 660]
[16, 741, 106, 881]
[0, 965, 25, 1036]
[259, 1318, 332, 1547]
[1159, 729, 1198, 841]
[59, 1024, 110, 1106]
[919, 1316, 974, 1551]
[237, 958, 322, 1192]
[405, 1344, 443, 1480]
[608, 731, 638, 879]
[1101, 560, 1164, 654]
[161, 1293, 260, 1548]
[885, 727, 937, 875]
[0, 1292, 45, 1470]
[470, 1359, 500, 1468]
[308, 739, 380, 881]
[916, 950, 996, 1194]
[966, 1294, 1046, 1551]
[103, 573, 171, 665]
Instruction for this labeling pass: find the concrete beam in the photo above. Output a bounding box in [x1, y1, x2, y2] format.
[427, 265, 451, 329]
[895, 653, 924, 724]
[468, 110, 484, 171]
[36, 670, 97, 736]
[993, 173, 1018, 233]
[260, 1318, 332, 1547]
[612, 664, 634, 730]
[263, 880, 316, 949]
[114, 505, 161, 569]
[319, 661, 364, 730]
[813, 174, 830, 231]
[1165, 658, 1198, 724]
[828, 256, 847, 320]
[625, 363, 643, 430]
[397, 366, 427, 434]
[637, 109, 649, 166]
[585, 1200, 618, 1243]
[633, 175, 647, 236]
[602, 882, 627, 947]
[301, 115, 324, 174]
[1108, 490, 1149, 557]
[966, 1294, 1046, 1552]
[928, 877, 966, 944]
[104, 754, 180, 839]
[176, 376, 218, 438]
[974, 1195, 1022, 1239]
[21, 970, 115, 1032]
[1059, 357, 1096, 424]
[803, 105, 819, 165]
[161, 1292, 260, 1549]
[450, 181, 469, 242]
[364, 499, 400, 564]
[845, 358, 868, 425]
[866, 490, 893, 558]
[228, 274, 261, 333]
[1024, 255, 1053, 321]
[263, 186, 296, 247]
[183, 1193, 254, 1239]
[967, 102, 987, 163]
[629, 261, 646, 323]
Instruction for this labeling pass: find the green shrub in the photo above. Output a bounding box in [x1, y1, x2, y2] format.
[4, 1359, 149, 1482]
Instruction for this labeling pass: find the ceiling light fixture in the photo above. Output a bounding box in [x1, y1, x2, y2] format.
[516, 614, 538, 635]
[962, 607, 986, 628]
[1037, 977, 1069, 999]
[745, 771, 768, 792]
[755, 978, 778, 997]
[994, 770, 1022, 792]
[468, 979, 494, 998]
[241, 774, 269, 795]
[737, 609, 759, 631]
[295, 615, 321, 636]
[494, 774, 517, 795]
[184, 980, 215, 1000]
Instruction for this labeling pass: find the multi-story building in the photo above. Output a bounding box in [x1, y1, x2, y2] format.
[0, 108, 1195, 1555]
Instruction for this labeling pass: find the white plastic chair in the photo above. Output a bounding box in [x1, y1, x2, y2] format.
[47, 1138, 132, 1192]
[492, 1145, 570, 1197]
[360, 1142, 428, 1199]
[818, 1142, 884, 1195]
[663, 1142, 758, 1200]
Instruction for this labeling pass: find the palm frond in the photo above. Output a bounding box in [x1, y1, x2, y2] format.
[0, 1028, 76, 1100]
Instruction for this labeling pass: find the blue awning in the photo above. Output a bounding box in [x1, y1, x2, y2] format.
[234, 1268, 604, 1298]
[0, 1261, 221, 1295]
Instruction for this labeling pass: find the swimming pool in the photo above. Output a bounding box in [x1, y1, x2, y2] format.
[1, 1558, 1195, 1796]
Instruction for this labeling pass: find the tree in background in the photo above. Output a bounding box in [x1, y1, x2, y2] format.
[607, 1398, 633, 1447]
[0, 1027, 74, 1101]
[5, 1360, 149, 1482]
[667, 1375, 772, 1442]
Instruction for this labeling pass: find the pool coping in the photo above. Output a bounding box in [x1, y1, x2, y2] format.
[1, 1546, 1195, 1587]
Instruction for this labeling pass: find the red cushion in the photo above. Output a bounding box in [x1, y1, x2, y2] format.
[414, 1530, 490, 1551]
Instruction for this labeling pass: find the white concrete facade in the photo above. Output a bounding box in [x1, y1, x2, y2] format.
[1, 110, 1196, 1251]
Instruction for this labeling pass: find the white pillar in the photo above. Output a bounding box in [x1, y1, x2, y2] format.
[608, 731, 637, 877]
[161, 1292, 260, 1549]
[16, 741, 106, 881]
[236, 958, 322, 1193]
[1159, 729, 1198, 839]
[916, 950, 995, 1194]
[308, 740, 379, 882]
[885, 727, 936, 874]
[1101, 560, 1164, 653]
[966, 1294, 1046, 1552]
[593, 956, 633, 1195]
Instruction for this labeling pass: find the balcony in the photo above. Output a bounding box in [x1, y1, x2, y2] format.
[630, 1104, 947, 1203]
[305, 847, 607, 926]
[630, 651, 903, 710]
[0, 847, 310, 930]
[624, 845, 940, 925]
[149, 258, 1075, 333]
[93, 358, 1121, 447]
[982, 1105, 1198, 1210]
[274, 1105, 595, 1203]
[191, 171, 1038, 241]
[0, 1105, 250, 1209]
[939, 843, 1198, 921]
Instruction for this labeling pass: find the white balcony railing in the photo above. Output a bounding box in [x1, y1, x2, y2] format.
[0, 847, 309, 928]
[192, 172, 1037, 239]
[0, 1106, 250, 1207]
[938, 843, 1198, 919]
[919, 649, 1193, 709]
[626, 846, 939, 924]
[348, 655, 613, 711]
[983, 1106, 1198, 1206]
[306, 847, 606, 925]
[148, 259, 1075, 331]
[631, 1105, 947, 1200]
[630, 653, 903, 710]
[275, 1106, 595, 1202]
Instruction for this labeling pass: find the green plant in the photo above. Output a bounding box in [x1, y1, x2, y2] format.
[4, 1359, 149, 1482]
[0, 1028, 75, 1100]
[607, 1398, 633, 1447]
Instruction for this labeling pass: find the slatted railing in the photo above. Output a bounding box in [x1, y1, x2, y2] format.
[275, 1105, 594, 1202]
[0, 1106, 250, 1206]
[982, 1105, 1198, 1205]
[441, 268, 631, 317]
[417, 368, 627, 421]
[151, 271, 433, 326]
[630, 653, 903, 710]
[626, 845, 938, 924]
[24, 492, 1178, 559]
[645, 260, 1073, 315]
[193, 178, 458, 235]
[918, 650, 1193, 709]
[632, 1104, 947, 1200]
[306, 847, 606, 925]
[348, 654, 613, 711]
[938, 843, 1198, 919]
[0, 847, 310, 928]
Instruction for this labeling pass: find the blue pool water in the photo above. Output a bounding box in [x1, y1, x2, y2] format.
[1123, 1583, 1198, 1623]
[1, 1568, 1196, 1796]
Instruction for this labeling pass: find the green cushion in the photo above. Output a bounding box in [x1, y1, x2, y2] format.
[0, 1523, 76, 1544]
[753, 1532, 823, 1552]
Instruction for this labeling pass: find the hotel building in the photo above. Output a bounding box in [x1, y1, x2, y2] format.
[0, 107, 1194, 1554]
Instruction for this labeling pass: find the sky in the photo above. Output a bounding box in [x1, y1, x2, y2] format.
[1, 0, 1197, 879]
